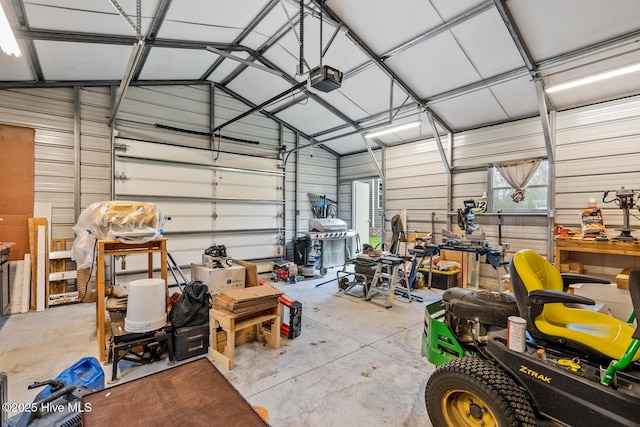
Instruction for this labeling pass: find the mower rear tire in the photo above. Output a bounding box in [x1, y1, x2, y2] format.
[426, 357, 536, 427]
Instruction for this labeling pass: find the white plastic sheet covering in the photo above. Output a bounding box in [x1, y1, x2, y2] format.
[71, 201, 166, 268]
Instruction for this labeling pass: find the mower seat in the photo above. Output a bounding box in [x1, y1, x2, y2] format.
[510, 249, 640, 362]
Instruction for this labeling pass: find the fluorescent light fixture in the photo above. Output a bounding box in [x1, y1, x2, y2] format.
[545, 63, 640, 93]
[0, 4, 20, 57]
[364, 120, 421, 139]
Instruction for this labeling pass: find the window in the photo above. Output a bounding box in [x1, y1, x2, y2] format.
[490, 159, 548, 211]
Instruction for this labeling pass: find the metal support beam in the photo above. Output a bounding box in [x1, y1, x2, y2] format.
[108, 0, 140, 37]
[4, 0, 44, 80]
[200, 0, 279, 80]
[492, 0, 535, 73]
[109, 39, 145, 125]
[206, 46, 284, 77]
[427, 111, 451, 175]
[361, 135, 384, 180]
[73, 85, 81, 218]
[492, 0, 556, 111]
[15, 28, 253, 51]
[132, 0, 172, 80]
[534, 78, 555, 164]
[220, 15, 302, 86]
[213, 81, 306, 132]
[321, 23, 342, 58]
[214, 83, 312, 140]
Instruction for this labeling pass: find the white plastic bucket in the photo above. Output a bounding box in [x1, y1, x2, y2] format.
[125, 278, 166, 333]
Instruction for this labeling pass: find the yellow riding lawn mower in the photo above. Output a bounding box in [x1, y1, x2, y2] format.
[422, 249, 640, 426]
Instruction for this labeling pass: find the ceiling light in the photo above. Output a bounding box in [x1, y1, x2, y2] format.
[0, 4, 20, 57]
[545, 63, 640, 93]
[364, 120, 421, 139]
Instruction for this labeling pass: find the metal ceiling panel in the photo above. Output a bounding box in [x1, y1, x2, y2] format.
[488, 75, 538, 120]
[508, 0, 640, 61]
[139, 47, 220, 80]
[206, 51, 252, 82]
[34, 41, 132, 80]
[317, 131, 374, 156]
[0, 54, 33, 80]
[385, 31, 481, 99]
[449, 8, 525, 79]
[25, 0, 157, 36]
[275, 98, 345, 135]
[430, 0, 487, 21]
[430, 88, 508, 130]
[241, 2, 298, 50]
[226, 65, 295, 105]
[325, 0, 443, 55]
[371, 119, 435, 146]
[157, 0, 270, 43]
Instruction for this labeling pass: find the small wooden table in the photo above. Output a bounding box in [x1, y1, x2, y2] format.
[82, 358, 269, 426]
[95, 238, 168, 361]
[209, 306, 281, 370]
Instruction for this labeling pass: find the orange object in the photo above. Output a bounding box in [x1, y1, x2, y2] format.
[253, 406, 269, 421]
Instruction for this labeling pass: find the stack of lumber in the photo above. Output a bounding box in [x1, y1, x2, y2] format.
[214, 285, 282, 317]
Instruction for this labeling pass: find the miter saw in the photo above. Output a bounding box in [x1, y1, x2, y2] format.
[442, 200, 488, 248]
[442, 200, 508, 272]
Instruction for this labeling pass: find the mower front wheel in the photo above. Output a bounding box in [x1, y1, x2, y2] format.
[425, 357, 536, 427]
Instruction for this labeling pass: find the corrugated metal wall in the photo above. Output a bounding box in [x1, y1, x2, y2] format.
[0, 83, 326, 277]
[555, 95, 640, 277]
[452, 117, 549, 253]
[338, 150, 382, 229]
[7, 84, 640, 285]
[0, 87, 111, 242]
[385, 139, 449, 241]
[296, 138, 338, 233]
[79, 87, 111, 210]
[342, 117, 552, 287]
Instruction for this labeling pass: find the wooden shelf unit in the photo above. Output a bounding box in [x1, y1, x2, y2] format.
[554, 237, 640, 280]
[95, 238, 167, 361]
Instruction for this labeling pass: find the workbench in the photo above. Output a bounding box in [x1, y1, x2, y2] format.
[555, 237, 640, 274]
[82, 358, 269, 426]
[209, 305, 280, 370]
[95, 238, 167, 361]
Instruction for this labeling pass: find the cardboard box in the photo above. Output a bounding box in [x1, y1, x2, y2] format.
[568, 260, 584, 274]
[616, 268, 630, 290]
[190, 263, 245, 295]
[560, 260, 583, 274]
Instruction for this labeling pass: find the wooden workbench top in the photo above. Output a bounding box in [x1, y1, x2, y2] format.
[555, 237, 640, 256]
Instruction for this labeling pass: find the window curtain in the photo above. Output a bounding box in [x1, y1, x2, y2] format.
[495, 158, 541, 203]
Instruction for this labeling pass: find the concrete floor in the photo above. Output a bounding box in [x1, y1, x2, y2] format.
[0, 269, 442, 426]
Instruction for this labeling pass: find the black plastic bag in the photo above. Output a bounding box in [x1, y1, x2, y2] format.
[168, 281, 212, 328]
